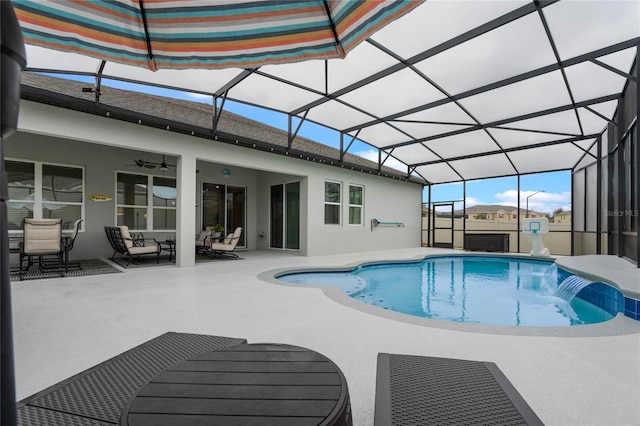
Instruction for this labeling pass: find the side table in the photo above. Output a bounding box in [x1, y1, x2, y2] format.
[158, 240, 176, 262]
[120, 343, 352, 425]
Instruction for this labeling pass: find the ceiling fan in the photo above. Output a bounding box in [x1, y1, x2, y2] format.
[129, 155, 175, 172]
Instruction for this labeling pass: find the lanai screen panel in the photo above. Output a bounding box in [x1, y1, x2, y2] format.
[400, 102, 476, 127]
[351, 123, 410, 148]
[586, 164, 599, 232]
[578, 101, 619, 135]
[509, 144, 587, 174]
[324, 42, 400, 92]
[574, 168, 586, 232]
[305, 102, 373, 131]
[392, 122, 472, 141]
[101, 62, 243, 95]
[413, 13, 556, 95]
[226, 73, 322, 112]
[336, 68, 446, 120]
[565, 61, 631, 103]
[448, 154, 515, 181]
[370, 1, 528, 59]
[544, 1, 640, 59]
[422, 130, 501, 160]
[415, 163, 461, 185]
[487, 128, 569, 150]
[457, 71, 573, 124]
[498, 111, 582, 136]
[14, 0, 640, 184]
[391, 144, 441, 166]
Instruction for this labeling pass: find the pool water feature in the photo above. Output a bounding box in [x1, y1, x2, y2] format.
[554, 275, 594, 301]
[278, 256, 623, 327]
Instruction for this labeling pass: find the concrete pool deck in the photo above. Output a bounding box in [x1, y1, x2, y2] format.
[11, 248, 640, 425]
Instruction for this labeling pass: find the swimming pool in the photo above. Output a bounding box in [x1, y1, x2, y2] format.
[277, 255, 624, 327]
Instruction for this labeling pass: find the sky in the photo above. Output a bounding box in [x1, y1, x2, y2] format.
[427, 172, 571, 215]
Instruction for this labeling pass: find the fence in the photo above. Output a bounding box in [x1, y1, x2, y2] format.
[423, 217, 572, 255]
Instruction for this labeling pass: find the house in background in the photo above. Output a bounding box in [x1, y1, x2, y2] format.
[553, 210, 572, 224]
[440, 205, 546, 221]
[8, 73, 423, 267]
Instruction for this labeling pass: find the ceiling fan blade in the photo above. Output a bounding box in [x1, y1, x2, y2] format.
[133, 158, 159, 168]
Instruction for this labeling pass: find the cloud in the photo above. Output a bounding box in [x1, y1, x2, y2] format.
[185, 92, 213, 104]
[495, 189, 571, 214]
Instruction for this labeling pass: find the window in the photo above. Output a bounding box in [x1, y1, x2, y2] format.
[348, 184, 364, 225]
[324, 181, 341, 225]
[153, 176, 177, 231]
[6, 159, 84, 231]
[116, 172, 176, 230]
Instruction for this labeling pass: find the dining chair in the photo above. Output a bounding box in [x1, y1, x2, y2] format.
[64, 219, 84, 271]
[19, 218, 64, 278]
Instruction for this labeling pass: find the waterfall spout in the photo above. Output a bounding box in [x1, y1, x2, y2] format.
[553, 275, 594, 301]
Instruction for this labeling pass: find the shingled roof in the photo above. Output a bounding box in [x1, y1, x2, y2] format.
[20, 72, 418, 182]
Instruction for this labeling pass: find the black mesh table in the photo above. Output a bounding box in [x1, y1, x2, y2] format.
[119, 343, 352, 426]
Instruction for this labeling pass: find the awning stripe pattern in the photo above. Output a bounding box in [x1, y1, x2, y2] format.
[12, 0, 424, 71]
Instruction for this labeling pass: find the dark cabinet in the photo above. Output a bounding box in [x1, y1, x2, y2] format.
[464, 233, 509, 252]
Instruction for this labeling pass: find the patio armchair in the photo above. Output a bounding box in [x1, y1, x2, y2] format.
[195, 229, 211, 254]
[208, 227, 242, 259]
[19, 218, 64, 278]
[64, 219, 83, 271]
[104, 226, 160, 267]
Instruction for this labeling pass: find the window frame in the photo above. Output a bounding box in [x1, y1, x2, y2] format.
[116, 171, 177, 231]
[6, 158, 85, 233]
[324, 180, 342, 225]
[348, 184, 364, 226]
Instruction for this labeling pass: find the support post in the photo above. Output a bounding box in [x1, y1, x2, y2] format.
[1, 3, 26, 424]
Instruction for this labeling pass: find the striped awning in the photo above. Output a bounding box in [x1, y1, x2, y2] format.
[12, 0, 424, 71]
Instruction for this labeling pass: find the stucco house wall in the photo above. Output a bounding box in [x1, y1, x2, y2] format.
[10, 100, 422, 264]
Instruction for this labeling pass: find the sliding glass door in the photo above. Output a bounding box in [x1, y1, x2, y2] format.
[202, 183, 245, 246]
[270, 182, 299, 250]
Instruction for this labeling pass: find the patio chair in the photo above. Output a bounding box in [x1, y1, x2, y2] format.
[104, 226, 160, 267]
[63, 219, 83, 271]
[19, 218, 64, 278]
[208, 227, 242, 259]
[195, 229, 211, 254]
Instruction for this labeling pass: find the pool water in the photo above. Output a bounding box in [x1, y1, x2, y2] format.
[278, 256, 615, 327]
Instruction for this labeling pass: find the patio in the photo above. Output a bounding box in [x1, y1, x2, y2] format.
[11, 248, 640, 426]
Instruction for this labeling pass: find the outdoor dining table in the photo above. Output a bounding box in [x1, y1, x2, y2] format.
[119, 342, 352, 426]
